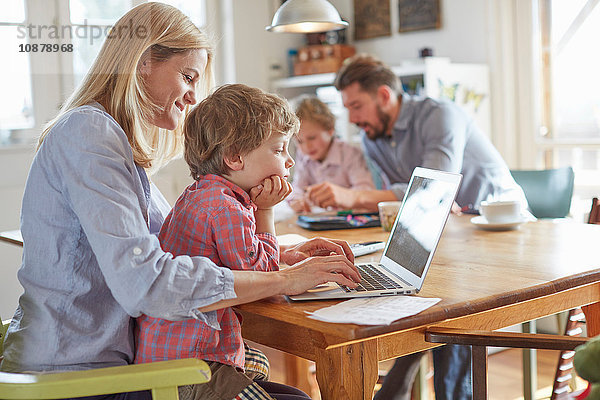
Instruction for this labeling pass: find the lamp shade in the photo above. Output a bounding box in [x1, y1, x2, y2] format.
[266, 0, 348, 33]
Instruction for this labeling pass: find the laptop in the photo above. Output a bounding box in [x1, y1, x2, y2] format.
[289, 167, 462, 301]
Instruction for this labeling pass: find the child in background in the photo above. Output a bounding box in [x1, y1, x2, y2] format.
[288, 95, 375, 213]
[135, 84, 298, 400]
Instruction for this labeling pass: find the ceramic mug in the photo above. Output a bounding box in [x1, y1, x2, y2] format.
[479, 200, 521, 223]
[378, 201, 403, 231]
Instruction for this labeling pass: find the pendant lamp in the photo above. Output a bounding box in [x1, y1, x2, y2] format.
[266, 0, 348, 33]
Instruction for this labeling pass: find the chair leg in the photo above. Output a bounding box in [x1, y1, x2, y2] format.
[472, 345, 488, 399]
[522, 320, 537, 400]
[151, 386, 180, 400]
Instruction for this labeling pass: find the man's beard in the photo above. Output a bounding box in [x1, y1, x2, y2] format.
[363, 105, 390, 141]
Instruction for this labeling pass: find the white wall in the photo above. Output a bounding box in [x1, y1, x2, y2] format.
[0, 145, 34, 319]
[230, 0, 304, 89]
[334, 0, 489, 65]
[230, 0, 490, 91]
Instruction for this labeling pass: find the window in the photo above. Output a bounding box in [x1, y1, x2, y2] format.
[66, 0, 206, 88]
[1, 1, 208, 145]
[0, 0, 34, 142]
[155, 0, 206, 28]
[68, 0, 134, 86]
[538, 0, 600, 214]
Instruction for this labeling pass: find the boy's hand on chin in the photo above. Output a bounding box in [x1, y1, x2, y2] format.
[250, 175, 292, 210]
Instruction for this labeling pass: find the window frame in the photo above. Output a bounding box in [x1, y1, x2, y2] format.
[2, 0, 207, 147]
[0, 0, 60, 145]
[536, 0, 600, 213]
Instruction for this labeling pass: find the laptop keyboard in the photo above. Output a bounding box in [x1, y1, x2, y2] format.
[341, 264, 404, 292]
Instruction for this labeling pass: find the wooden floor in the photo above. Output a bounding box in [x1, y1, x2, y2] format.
[394, 348, 586, 400]
[257, 343, 587, 400]
[487, 348, 585, 400]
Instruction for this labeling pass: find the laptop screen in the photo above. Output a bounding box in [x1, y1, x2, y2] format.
[383, 172, 459, 279]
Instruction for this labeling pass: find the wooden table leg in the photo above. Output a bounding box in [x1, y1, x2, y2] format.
[314, 340, 378, 400]
[582, 302, 600, 336]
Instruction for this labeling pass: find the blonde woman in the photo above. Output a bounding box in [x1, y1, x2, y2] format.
[0, 3, 359, 400]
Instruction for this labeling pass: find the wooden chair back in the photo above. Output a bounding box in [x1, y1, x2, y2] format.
[588, 197, 600, 225]
[0, 312, 210, 399]
[0, 234, 211, 399]
[0, 317, 8, 362]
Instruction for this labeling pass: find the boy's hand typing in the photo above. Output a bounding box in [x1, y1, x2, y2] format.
[250, 175, 292, 210]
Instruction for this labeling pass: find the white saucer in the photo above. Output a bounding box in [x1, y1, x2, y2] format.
[470, 215, 528, 231]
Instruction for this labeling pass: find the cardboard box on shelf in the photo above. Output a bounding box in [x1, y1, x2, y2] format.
[293, 44, 355, 76]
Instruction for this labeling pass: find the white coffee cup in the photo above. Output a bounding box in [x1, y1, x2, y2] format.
[479, 200, 521, 223]
[378, 201, 403, 231]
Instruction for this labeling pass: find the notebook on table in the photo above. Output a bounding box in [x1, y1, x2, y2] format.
[296, 212, 380, 230]
[289, 167, 462, 301]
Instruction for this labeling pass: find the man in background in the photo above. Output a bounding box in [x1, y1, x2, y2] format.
[306, 54, 526, 218]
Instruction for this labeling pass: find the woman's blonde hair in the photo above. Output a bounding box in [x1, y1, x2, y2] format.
[39, 2, 214, 173]
[293, 95, 336, 132]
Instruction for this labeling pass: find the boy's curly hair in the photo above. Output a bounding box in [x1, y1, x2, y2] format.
[183, 84, 299, 179]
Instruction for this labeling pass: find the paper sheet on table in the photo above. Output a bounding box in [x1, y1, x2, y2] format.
[306, 296, 441, 325]
[276, 233, 308, 246]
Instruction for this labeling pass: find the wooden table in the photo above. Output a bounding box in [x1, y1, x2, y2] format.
[236, 215, 600, 400]
[0, 230, 23, 246]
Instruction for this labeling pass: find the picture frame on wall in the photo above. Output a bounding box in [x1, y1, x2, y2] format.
[353, 0, 391, 41]
[398, 0, 441, 33]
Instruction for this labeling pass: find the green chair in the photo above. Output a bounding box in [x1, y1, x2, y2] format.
[0, 317, 210, 400]
[510, 167, 575, 218]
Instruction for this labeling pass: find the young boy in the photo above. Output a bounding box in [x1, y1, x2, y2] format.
[288, 95, 376, 213]
[135, 84, 298, 399]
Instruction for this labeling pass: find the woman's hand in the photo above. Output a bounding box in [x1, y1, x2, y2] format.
[278, 254, 361, 295]
[198, 252, 360, 312]
[250, 175, 292, 210]
[280, 237, 355, 265]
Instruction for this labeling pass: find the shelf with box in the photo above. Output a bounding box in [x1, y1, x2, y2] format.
[293, 44, 355, 76]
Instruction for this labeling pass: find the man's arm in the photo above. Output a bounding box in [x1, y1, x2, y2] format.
[420, 106, 467, 173]
[351, 188, 398, 210]
[306, 182, 397, 211]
